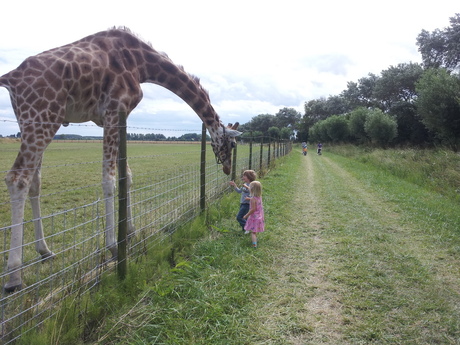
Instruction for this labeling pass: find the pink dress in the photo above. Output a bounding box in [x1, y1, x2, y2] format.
[244, 196, 265, 233]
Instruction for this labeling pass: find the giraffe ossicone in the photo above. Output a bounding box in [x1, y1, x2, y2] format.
[0, 27, 240, 292]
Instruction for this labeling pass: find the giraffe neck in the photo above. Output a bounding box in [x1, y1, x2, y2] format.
[139, 51, 222, 134]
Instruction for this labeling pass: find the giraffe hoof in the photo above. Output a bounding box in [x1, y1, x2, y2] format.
[4, 282, 23, 294]
[40, 252, 56, 262]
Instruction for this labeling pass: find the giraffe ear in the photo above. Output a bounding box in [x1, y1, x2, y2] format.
[226, 122, 239, 130]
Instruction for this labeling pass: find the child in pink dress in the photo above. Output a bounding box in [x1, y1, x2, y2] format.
[243, 181, 265, 248]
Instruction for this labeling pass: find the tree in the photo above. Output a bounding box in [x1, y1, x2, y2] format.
[373, 63, 423, 112]
[242, 114, 277, 135]
[416, 13, 460, 71]
[267, 126, 280, 139]
[370, 63, 427, 144]
[364, 109, 398, 147]
[389, 102, 431, 145]
[341, 81, 365, 110]
[416, 68, 460, 151]
[349, 107, 369, 143]
[296, 116, 310, 142]
[179, 133, 200, 141]
[308, 121, 330, 143]
[357, 73, 380, 109]
[323, 115, 349, 143]
[241, 130, 264, 143]
[325, 95, 348, 115]
[280, 127, 292, 140]
[304, 98, 330, 124]
[308, 123, 320, 143]
[275, 107, 301, 130]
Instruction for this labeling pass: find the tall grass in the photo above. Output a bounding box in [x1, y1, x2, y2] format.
[329, 144, 460, 201]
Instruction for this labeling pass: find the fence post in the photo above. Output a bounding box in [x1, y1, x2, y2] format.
[259, 136, 263, 172]
[267, 137, 271, 168]
[231, 140, 237, 181]
[117, 111, 127, 280]
[200, 123, 206, 212]
[249, 131, 253, 170]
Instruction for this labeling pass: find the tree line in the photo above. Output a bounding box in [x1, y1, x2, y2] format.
[241, 13, 460, 151]
[126, 132, 210, 141]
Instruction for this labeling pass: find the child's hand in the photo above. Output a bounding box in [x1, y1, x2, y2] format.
[229, 181, 236, 187]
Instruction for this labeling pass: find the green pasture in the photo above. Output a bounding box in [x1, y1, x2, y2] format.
[4, 142, 460, 344]
[0, 141, 235, 226]
[0, 140, 267, 344]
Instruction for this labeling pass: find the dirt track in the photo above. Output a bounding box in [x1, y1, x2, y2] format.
[253, 152, 347, 343]
[252, 150, 460, 344]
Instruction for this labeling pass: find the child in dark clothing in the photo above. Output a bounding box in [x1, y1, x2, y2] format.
[229, 170, 257, 232]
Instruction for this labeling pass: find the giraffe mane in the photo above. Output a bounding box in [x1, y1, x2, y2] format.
[107, 26, 211, 99]
[158, 55, 210, 99]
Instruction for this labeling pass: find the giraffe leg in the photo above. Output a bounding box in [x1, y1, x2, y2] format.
[4, 169, 31, 292]
[102, 123, 119, 259]
[4, 119, 61, 292]
[29, 161, 55, 260]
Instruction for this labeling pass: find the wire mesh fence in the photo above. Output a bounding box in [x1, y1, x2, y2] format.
[0, 132, 291, 343]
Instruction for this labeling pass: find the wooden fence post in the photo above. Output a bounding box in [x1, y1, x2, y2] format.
[267, 137, 271, 168]
[249, 131, 253, 170]
[200, 123, 206, 212]
[117, 111, 127, 280]
[231, 140, 237, 181]
[259, 136, 263, 172]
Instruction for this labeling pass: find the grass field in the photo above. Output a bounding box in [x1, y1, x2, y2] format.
[3, 142, 460, 344]
[0, 141, 208, 223]
[85, 145, 460, 345]
[0, 139, 277, 344]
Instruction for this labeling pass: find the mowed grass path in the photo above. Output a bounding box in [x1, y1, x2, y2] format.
[104, 148, 460, 344]
[22, 144, 456, 344]
[247, 149, 460, 344]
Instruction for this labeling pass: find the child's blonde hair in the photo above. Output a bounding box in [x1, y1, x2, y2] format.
[243, 170, 256, 182]
[249, 181, 262, 197]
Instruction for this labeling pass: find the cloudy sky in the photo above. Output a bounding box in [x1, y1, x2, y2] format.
[0, 0, 458, 137]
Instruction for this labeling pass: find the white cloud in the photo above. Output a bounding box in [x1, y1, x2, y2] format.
[0, 0, 458, 137]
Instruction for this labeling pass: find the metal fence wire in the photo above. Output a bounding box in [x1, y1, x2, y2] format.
[0, 127, 291, 343]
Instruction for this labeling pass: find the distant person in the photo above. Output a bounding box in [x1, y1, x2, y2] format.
[243, 181, 265, 248]
[317, 142, 322, 155]
[229, 170, 256, 233]
[301, 142, 307, 155]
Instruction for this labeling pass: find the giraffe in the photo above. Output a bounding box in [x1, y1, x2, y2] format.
[0, 27, 240, 292]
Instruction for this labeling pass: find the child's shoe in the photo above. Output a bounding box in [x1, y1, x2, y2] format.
[252, 242, 257, 248]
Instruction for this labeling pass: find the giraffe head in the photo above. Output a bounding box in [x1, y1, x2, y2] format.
[211, 123, 241, 175]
